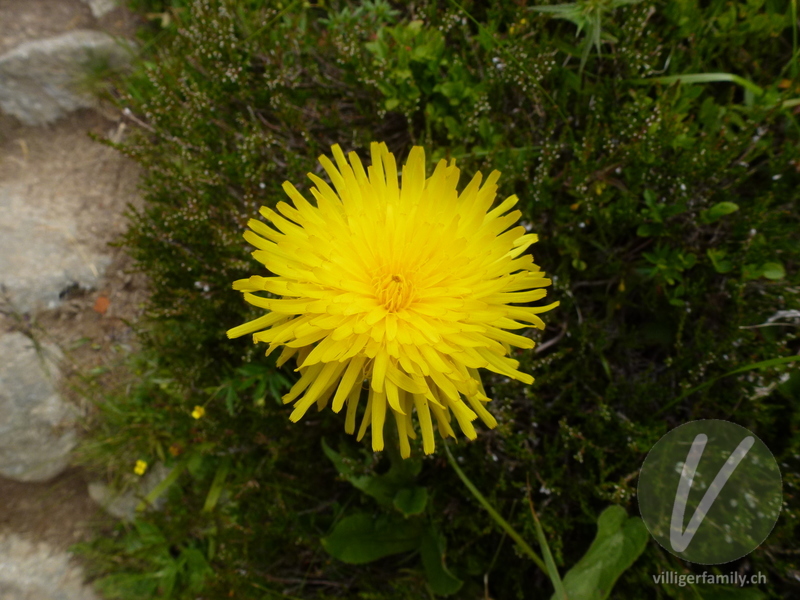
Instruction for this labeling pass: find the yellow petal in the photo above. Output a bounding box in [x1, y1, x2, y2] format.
[413, 393, 436, 454]
[332, 355, 367, 413]
[371, 389, 387, 451]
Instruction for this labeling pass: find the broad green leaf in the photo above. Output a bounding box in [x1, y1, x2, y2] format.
[702, 201, 740, 223]
[550, 506, 648, 600]
[434, 81, 465, 100]
[393, 486, 428, 516]
[322, 440, 394, 507]
[761, 262, 785, 280]
[707, 249, 733, 273]
[420, 527, 463, 596]
[322, 439, 421, 510]
[742, 263, 762, 280]
[636, 223, 664, 237]
[679, 252, 696, 269]
[133, 519, 168, 547]
[321, 513, 422, 564]
[476, 21, 498, 50]
[182, 547, 213, 591]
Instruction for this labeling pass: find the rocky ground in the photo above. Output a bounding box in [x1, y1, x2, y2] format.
[0, 0, 152, 597]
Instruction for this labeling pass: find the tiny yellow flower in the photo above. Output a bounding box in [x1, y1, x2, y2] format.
[192, 405, 206, 419]
[228, 143, 558, 458]
[134, 460, 148, 476]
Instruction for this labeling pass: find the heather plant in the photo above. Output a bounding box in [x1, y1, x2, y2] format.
[75, 0, 800, 598]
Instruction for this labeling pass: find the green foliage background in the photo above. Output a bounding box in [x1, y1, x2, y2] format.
[75, 0, 800, 598]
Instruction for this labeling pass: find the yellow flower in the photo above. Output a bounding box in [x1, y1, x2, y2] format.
[192, 405, 206, 419]
[134, 460, 148, 476]
[228, 143, 558, 457]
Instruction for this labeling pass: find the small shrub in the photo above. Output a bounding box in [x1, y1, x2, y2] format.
[77, 0, 800, 598]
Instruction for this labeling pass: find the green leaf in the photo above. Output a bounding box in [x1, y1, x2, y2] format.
[701, 201, 740, 223]
[420, 527, 463, 596]
[707, 249, 733, 273]
[136, 458, 189, 513]
[742, 263, 762, 280]
[321, 513, 422, 564]
[761, 261, 786, 280]
[443, 442, 548, 574]
[434, 80, 465, 101]
[393, 486, 428, 516]
[778, 369, 800, 401]
[96, 573, 159, 598]
[550, 506, 648, 600]
[631, 73, 765, 99]
[181, 547, 213, 591]
[679, 252, 696, 269]
[658, 355, 800, 414]
[529, 3, 581, 15]
[476, 21, 498, 50]
[224, 385, 238, 415]
[530, 500, 567, 600]
[636, 223, 664, 237]
[133, 519, 168, 547]
[202, 456, 231, 512]
[322, 439, 421, 510]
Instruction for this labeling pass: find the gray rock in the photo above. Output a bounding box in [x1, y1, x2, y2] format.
[0, 30, 133, 126]
[81, 0, 119, 19]
[0, 180, 111, 314]
[0, 331, 77, 482]
[88, 463, 172, 522]
[0, 533, 99, 600]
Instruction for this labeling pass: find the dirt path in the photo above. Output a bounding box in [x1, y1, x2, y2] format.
[0, 0, 150, 595]
[0, 112, 149, 535]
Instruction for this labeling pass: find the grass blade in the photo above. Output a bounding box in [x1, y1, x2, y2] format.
[527, 479, 568, 600]
[657, 355, 800, 415]
[444, 442, 550, 576]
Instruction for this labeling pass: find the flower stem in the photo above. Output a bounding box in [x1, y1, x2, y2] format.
[443, 442, 550, 576]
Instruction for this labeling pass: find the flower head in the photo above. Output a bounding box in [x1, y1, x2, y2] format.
[192, 405, 206, 419]
[134, 460, 148, 476]
[228, 143, 558, 457]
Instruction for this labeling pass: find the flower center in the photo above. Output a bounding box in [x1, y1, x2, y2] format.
[373, 271, 415, 312]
